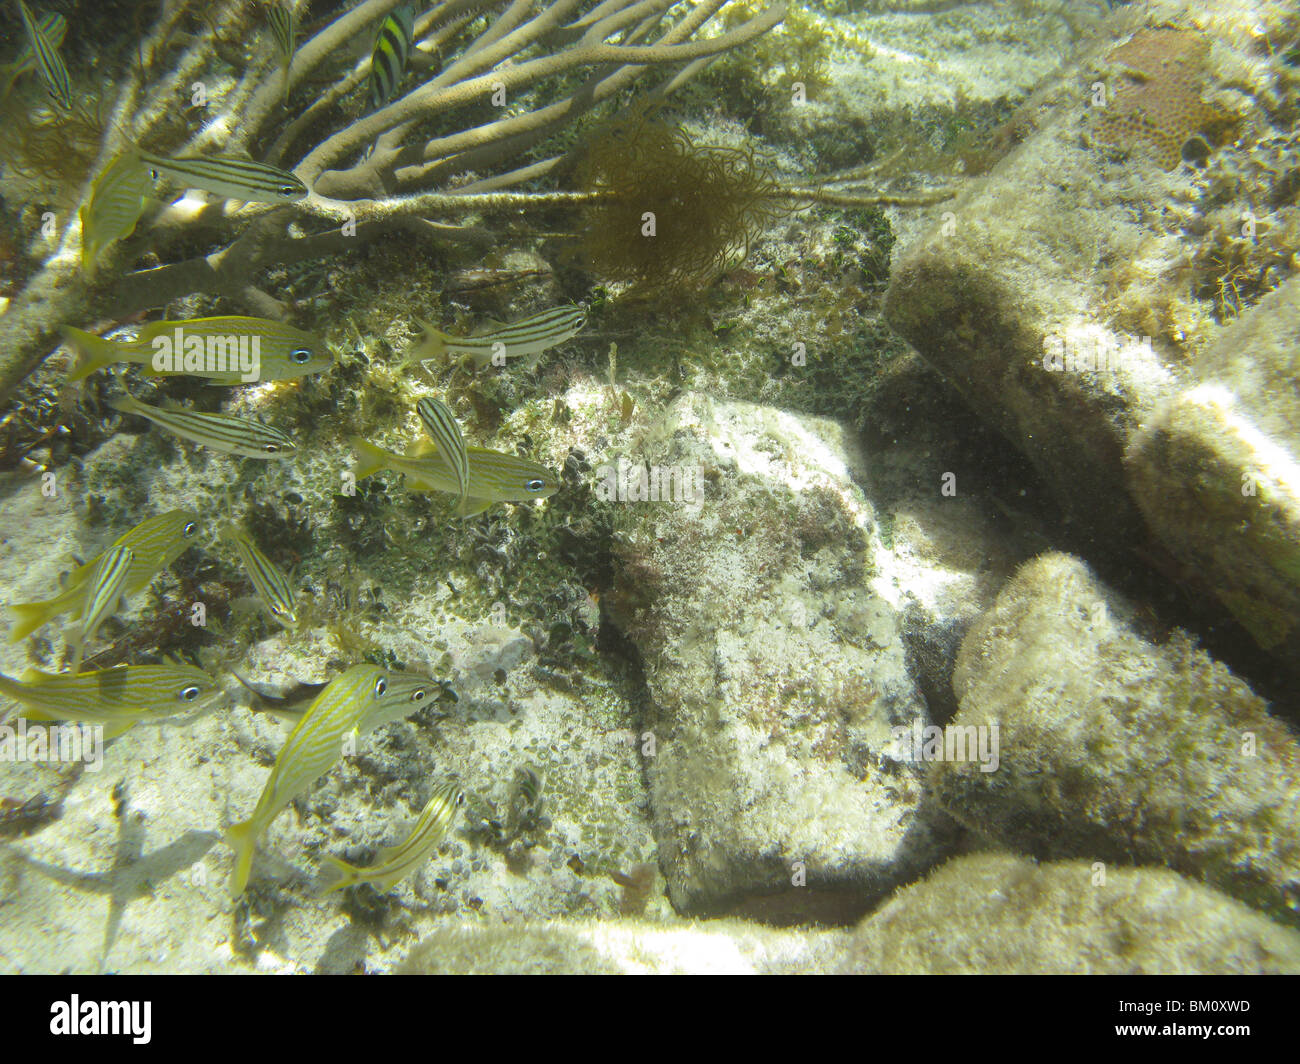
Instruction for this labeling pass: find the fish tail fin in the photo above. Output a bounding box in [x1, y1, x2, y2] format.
[226, 818, 259, 896]
[349, 437, 390, 481]
[320, 855, 360, 894]
[68, 628, 87, 675]
[61, 326, 118, 382]
[407, 319, 447, 368]
[7, 599, 57, 643]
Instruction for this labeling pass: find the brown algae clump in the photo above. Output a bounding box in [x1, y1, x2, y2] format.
[573, 114, 783, 294]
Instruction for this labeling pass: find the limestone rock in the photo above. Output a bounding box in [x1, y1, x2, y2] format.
[935, 552, 1300, 926]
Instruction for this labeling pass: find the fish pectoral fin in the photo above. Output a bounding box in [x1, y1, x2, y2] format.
[456, 497, 493, 518]
[19, 707, 54, 722]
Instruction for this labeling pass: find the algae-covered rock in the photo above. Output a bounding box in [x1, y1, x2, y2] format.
[883, 0, 1300, 659]
[935, 552, 1300, 926]
[1126, 277, 1300, 653]
[604, 393, 956, 920]
[396, 853, 1300, 974]
[839, 853, 1300, 975]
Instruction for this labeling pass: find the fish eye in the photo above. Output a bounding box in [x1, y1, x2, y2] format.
[373, 676, 388, 697]
[525, 479, 546, 493]
[290, 348, 312, 364]
[279, 184, 299, 196]
[183, 521, 198, 537]
[455, 791, 465, 806]
[264, 443, 280, 453]
[409, 688, 428, 703]
[180, 685, 201, 701]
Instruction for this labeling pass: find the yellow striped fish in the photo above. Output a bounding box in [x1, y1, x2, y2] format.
[322, 782, 464, 893]
[236, 670, 441, 732]
[62, 316, 332, 383]
[79, 151, 153, 274]
[67, 545, 133, 674]
[16, 0, 72, 111]
[369, 3, 415, 109]
[0, 9, 64, 97]
[111, 393, 296, 459]
[350, 437, 558, 516]
[0, 663, 223, 727]
[359, 670, 439, 733]
[226, 664, 394, 895]
[222, 525, 296, 627]
[6, 509, 201, 643]
[266, 2, 295, 103]
[415, 306, 587, 370]
[416, 397, 469, 513]
[134, 148, 308, 203]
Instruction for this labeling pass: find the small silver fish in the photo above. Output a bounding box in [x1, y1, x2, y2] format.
[221, 525, 297, 627]
[16, 0, 71, 111]
[111, 393, 296, 459]
[414, 306, 587, 370]
[134, 148, 308, 203]
[322, 782, 464, 893]
[416, 397, 469, 514]
[68, 545, 133, 674]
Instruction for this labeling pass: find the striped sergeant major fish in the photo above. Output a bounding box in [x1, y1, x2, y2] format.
[67, 545, 133, 674]
[61, 315, 332, 383]
[369, 3, 416, 109]
[416, 397, 469, 513]
[350, 436, 558, 517]
[413, 305, 588, 371]
[0, 7, 64, 97]
[6, 510, 201, 643]
[110, 393, 296, 459]
[133, 148, 308, 203]
[0, 662, 223, 735]
[265, 2, 295, 102]
[221, 525, 297, 628]
[79, 151, 153, 274]
[226, 664, 398, 895]
[15, 0, 71, 110]
[322, 782, 464, 893]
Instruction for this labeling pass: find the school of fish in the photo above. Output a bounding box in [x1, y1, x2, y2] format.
[1, 1, 591, 899]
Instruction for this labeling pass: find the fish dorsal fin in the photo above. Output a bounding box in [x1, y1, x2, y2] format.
[469, 317, 504, 336]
